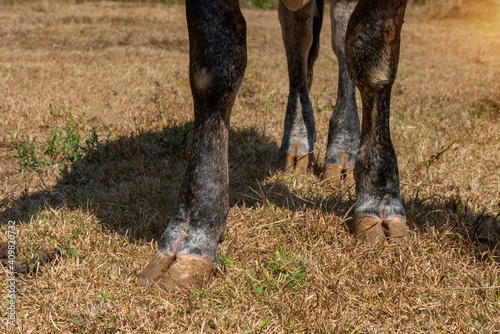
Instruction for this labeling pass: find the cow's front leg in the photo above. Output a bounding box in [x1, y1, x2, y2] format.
[277, 0, 323, 173]
[139, 0, 246, 290]
[345, 0, 408, 244]
[322, 0, 360, 181]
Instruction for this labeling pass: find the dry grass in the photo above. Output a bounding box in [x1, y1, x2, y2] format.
[0, 1, 499, 333]
[412, 0, 500, 21]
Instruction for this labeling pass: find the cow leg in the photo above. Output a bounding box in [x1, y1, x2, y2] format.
[277, 0, 323, 173]
[322, 0, 360, 181]
[345, 0, 409, 244]
[139, 0, 246, 290]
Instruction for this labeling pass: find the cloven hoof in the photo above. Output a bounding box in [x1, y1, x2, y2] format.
[353, 215, 408, 245]
[277, 152, 314, 174]
[321, 164, 354, 183]
[138, 252, 214, 292]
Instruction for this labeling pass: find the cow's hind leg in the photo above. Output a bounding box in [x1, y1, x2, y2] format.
[345, 0, 408, 244]
[277, 0, 324, 173]
[322, 0, 360, 182]
[139, 0, 246, 290]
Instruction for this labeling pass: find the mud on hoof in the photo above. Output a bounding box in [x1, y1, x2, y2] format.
[277, 152, 314, 174]
[138, 251, 214, 292]
[353, 216, 408, 245]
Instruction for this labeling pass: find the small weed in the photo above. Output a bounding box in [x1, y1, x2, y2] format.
[81, 129, 120, 164]
[254, 285, 265, 295]
[155, 121, 194, 154]
[249, 0, 273, 10]
[1, 300, 10, 310]
[267, 249, 306, 288]
[12, 136, 49, 173]
[60, 243, 79, 259]
[217, 253, 234, 267]
[311, 85, 330, 113]
[421, 141, 455, 174]
[96, 289, 115, 302]
[244, 271, 273, 296]
[257, 314, 271, 331]
[11, 104, 121, 183]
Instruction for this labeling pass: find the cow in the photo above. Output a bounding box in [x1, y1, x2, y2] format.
[138, 0, 409, 291]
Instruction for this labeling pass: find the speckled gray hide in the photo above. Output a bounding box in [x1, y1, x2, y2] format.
[158, 0, 408, 262]
[158, 0, 246, 262]
[345, 0, 407, 219]
[278, 0, 323, 164]
[324, 0, 360, 169]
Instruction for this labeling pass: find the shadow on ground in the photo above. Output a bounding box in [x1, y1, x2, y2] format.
[1, 122, 280, 240]
[1, 121, 499, 259]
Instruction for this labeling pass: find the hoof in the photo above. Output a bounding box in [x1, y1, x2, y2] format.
[353, 216, 385, 245]
[381, 216, 408, 244]
[277, 152, 314, 174]
[321, 164, 354, 182]
[353, 216, 409, 245]
[138, 251, 214, 291]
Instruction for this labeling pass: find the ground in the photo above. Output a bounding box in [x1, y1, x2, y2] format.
[0, 1, 499, 333]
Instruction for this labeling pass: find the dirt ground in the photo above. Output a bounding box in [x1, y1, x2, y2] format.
[0, 1, 499, 333]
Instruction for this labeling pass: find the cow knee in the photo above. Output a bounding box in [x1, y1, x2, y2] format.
[344, 4, 405, 95]
[190, 55, 246, 101]
[187, 3, 247, 102]
[345, 35, 396, 95]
